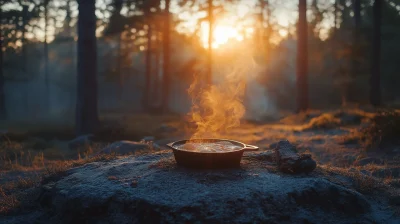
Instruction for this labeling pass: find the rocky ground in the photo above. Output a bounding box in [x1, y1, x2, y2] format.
[1, 109, 400, 223]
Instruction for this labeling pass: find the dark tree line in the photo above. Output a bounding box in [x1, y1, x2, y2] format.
[296, 0, 383, 111]
[162, 0, 171, 112]
[370, 0, 382, 107]
[76, 0, 99, 135]
[44, 0, 50, 111]
[0, 0, 5, 120]
[76, 0, 174, 134]
[0, 0, 387, 133]
[297, 0, 308, 112]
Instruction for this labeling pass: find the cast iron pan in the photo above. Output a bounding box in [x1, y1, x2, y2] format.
[166, 138, 259, 169]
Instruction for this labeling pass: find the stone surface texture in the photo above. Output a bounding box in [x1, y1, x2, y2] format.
[39, 151, 397, 224]
[275, 140, 317, 174]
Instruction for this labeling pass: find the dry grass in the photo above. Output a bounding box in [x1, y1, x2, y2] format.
[148, 156, 176, 169]
[0, 121, 139, 214]
[358, 110, 400, 150]
[336, 131, 362, 145]
[334, 109, 400, 151]
[320, 165, 383, 194]
[0, 113, 180, 175]
[0, 140, 107, 172]
[0, 176, 40, 214]
[0, 153, 123, 214]
[303, 113, 342, 130]
[0, 187, 19, 214]
[1, 110, 399, 215]
[277, 108, 374, 132]
[279, 110, 323, 125]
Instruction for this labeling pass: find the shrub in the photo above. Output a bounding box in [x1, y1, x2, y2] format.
[303, 113, 342, 130]
[360, 110, 400, 150]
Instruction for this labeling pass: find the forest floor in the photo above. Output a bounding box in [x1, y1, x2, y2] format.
[1, 107, 400, 216]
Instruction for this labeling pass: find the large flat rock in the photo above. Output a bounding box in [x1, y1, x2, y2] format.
[39, 151, 397, 224]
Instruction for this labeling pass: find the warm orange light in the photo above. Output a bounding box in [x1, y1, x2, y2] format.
[200, 21, 244, 49]
[279, 29, 288, 37]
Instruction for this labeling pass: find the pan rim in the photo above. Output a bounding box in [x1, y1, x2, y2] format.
[169, 138, 246, 154]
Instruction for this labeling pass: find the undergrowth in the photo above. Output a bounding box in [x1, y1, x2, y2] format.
[359, 110, 400, 150]
[301, 109, 372, 131]
[320, 165, 383, 194]
[0, 153, 121, 214]
[303, 114, 342, 130]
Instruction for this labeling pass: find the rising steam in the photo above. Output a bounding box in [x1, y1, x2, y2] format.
[187, 45, 260, 139]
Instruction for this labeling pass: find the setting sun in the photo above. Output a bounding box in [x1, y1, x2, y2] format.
[200, 22, 244, 49]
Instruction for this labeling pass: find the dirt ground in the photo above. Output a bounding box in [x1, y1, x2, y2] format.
[1, 108, 400, 215]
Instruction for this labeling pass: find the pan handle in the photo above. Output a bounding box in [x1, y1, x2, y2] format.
[243, 144, 259, 151]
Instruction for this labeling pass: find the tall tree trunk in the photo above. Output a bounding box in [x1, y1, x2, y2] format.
[334, 0, 338, 29]
[44, 0, 50, 113]
[265, 0, 271, 60]
[370, 0, 382, 107]
[162, 0, 171, 112]
[348, 0, 361, 104]
[76, 0, 99, 135]
[353, 0, 361, 28]
[22, 5, 29, 112]
[111, 0, 124, 102]
[65, 0, 72, 37]
[153, 23, 160, 103]
[207, 0, 213, 86]
[296, 0, 308, 112]
[143, 23, 152, 109]
[117, 32, 123, 101]
[0, 3, 6, 120]
[258, 0, 264, 53]
[22, 5, 28, 71]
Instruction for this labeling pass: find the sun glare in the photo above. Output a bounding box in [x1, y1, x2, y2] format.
[279, 29, 288, 37]
[201, 22, 244, 49]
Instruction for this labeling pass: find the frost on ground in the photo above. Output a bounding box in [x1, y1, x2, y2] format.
[1, 110, 400, 223]
[34, 152, 398, 223]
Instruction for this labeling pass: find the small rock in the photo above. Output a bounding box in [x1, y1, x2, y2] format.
[353, 157, 384, 166]
[96, 141, 150, 155]
[245, 151, 275, 162]
[68, 134, 94, 150]
[296, 154, 317, 174]
[269, 142, 278, 150]
[141, 136, 155, 142]
[275, 140, 316, 174]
